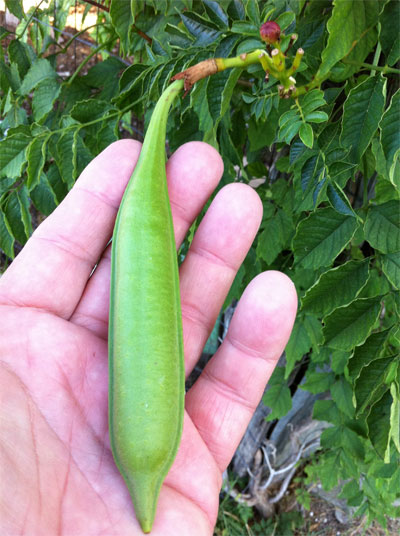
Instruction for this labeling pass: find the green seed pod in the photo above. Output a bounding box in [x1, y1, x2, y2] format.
[109, 79, 185, 533]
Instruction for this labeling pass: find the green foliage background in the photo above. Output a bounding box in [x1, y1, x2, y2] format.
[1, 0, 399, 530]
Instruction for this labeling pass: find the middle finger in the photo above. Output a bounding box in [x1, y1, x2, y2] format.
[180, 182, 262, 377]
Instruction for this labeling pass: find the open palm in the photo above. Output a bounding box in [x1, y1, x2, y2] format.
[0, 140, 297, 535]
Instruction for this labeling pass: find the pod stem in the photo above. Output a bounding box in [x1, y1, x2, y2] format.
[139, 78, 184, 160]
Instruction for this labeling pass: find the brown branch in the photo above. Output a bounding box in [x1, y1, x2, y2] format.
[171, 59, 218, 94]
[133, 24, 152, 44]
[82, 0, 109, 11]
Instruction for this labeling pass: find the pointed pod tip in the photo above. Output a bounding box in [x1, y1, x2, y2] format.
[139, 519, 153, 534]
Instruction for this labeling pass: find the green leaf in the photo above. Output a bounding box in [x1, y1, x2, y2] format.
[331, 377, 355, 419]
[375, 175, 400, 204]
[380, 89, 400, 179]
[85, 57, 125, 89]
[158, 59, 182, 94]
[348, 328, 392, 382]
[32, 78, 61, 122]
[256, 209, 293, 264]
[26, 134, 49, 189]
[113, 63, 149, 108]
[313, 399, 341, 425]
[94, 119, 118, 154]
[379, 0, 400, 66]
[327, 180, 355, 216]
[207, 69, 242, 125]
[317, 450, 341, 490]
[263, 367, 292, 420]
[291, 139, 311, 169]
[314, 175, 330, 208]
[299, 153, 324, 195]
[2, 61, 21, 93]
[237, 38, 264, 55]
[323, 296, 382, 351]
[228, 0, 245, 21]
[284, 316, 312, 379]
[340, 75, 386, 163]
[56, 130, 75, 188]
[338, 480, 364, 507]
[8, 39, 31, 78]
[3, 190, 28, 244]
[300, 89, 327, 115]
[371, 138, 392, 183]
[279, 119, 303, 145]
[381, 252, 400, 290]
[0, 132, 31, 179]
[43, 164, 66, 204]
[331, 349, 351, 375]
[318, 0, 380, 78]
[72, 131, 93, 183]
[301, 370, 335, 395]
[181, 12, 221, 46]
[230, 20, 259, 36]
[218, 122, 241, 166]
[357, 267, 391, 299]
[17, 186, 32, 239]
[366, 389, 392, 460]
[131, 0, 145, 20]
[302, 259, 370, 317]
[321, 426, 364, 460]
[203, 0, 229, 28]
[275, 11, 296, 31]
[299, 123, 313, 148]
[330, 8, 379, 81]
[304, 111, 329, 123]
[0, 26, 11, 41]
[70, 99, 113, 123]
[304, 314, 324, 349]
[0, 177, 16, 198]
[279, 109, 298, 128]
[30, 172, 58, 216]
[55, 128, 92, 189]
[247, 110, 278, 151]
[293, 207, 359, 269]
[190, 78, 213, 133]
[165, 23, 194, 49]
[355, 355, 396, 416]
[364, 200, 400, 254]
[5, 0, 24, 20]
[110, 0, 133, 55]
[18, 58, 57, 96]
[0, 210, 15, 258]
[245, 0, 260, 26]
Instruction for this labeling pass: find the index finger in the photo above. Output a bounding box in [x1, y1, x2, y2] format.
[0, 140, 141, 317]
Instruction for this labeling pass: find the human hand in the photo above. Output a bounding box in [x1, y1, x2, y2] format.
[0, 140, 297, 535]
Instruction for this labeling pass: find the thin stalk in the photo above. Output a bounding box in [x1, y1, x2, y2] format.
[67, 40, 113, 85]
[215, 49, 273, 72]
[295, 97, 305, 123]
[342, 59, 400, 75]
[371, 42, 382, 77]
[293, 75, 325, 97]
[17, 0, 47, 40]
[55, 23, 107, 55]
[49, 94, 146, 137]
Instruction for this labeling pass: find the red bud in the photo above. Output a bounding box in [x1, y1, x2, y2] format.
[260, 21, 281, 45]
